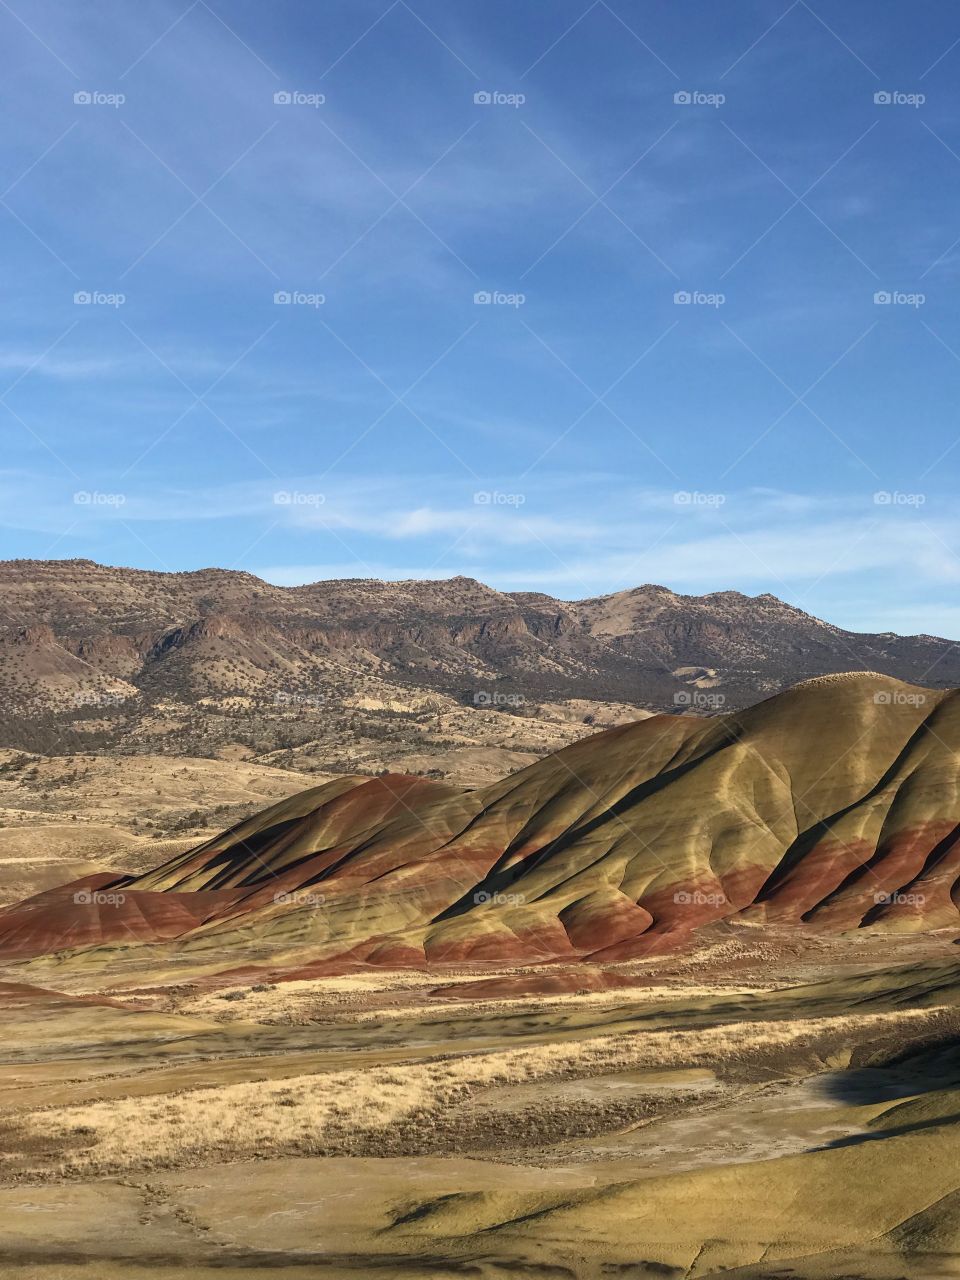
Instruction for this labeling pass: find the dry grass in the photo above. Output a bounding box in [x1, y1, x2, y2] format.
[21, 1007, 947, 1175]
[349, 984, 766, 1022]
[174, 971, 528, 1021]
[0, 753, 325, 904]
[174, 972, 767, 1025]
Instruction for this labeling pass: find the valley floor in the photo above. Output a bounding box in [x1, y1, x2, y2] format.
[2, 931, 960, 1278]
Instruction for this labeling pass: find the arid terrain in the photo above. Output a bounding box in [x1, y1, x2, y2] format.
[1, 935, 960, 1277]
[2, 665, 960, 1276]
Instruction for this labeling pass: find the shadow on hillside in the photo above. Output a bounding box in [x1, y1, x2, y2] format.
[433, 721, 747, 924]
[813, 1108, 960, 1150]
[810, 1039, 960, 1150]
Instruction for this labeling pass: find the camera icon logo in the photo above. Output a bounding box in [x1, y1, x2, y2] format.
[874, 91, 892, 105]
[474, 91, 492, 105]
[274, 91, 292, 105]
[674, 91, 692, 105]
[74, 91, 92, 105]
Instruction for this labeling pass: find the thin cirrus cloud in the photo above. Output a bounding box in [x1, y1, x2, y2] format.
[8, 468, 954, 594]
[0, 350, 123, 379]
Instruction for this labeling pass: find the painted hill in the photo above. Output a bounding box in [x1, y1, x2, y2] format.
[2, 672, 959, 969]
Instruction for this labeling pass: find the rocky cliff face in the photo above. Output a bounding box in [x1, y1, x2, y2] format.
[2, 559, 959, 759]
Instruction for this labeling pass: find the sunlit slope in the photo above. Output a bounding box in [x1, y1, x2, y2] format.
[380, 1071, 960, 1278]
[1, 672, 958, 965]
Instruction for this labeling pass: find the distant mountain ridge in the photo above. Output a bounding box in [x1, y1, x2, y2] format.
[0, 558, 958, 762]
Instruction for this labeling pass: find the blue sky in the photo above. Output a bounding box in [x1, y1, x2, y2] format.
[3, 1, 960, 634]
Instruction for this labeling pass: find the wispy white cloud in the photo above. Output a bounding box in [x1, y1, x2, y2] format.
[0, 350, 124, 379]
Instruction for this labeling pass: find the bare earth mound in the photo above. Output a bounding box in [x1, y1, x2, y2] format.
[2, 672, 959, 974]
